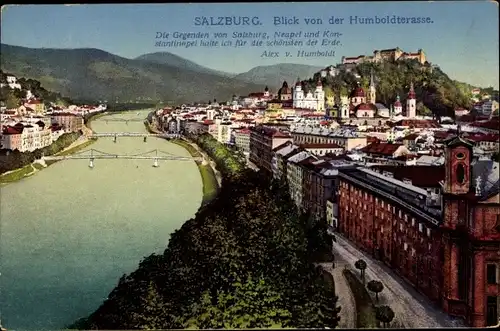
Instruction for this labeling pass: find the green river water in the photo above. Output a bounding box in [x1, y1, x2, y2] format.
[0, 110, 203, 330]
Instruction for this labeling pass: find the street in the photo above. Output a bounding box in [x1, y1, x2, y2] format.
[331, 234, 466, 328]
[318, 260, 357, 329]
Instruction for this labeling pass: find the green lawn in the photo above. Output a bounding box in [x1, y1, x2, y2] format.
[0, 164, 34, 184]
[32, 163, 45, 171]
[56, 139, 97, 157]
[342, 269, 378, 328]
[171, 139, 201, 157]
[170, 139, 218, 204]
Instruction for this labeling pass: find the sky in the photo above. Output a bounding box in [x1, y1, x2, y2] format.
[1, 2, 499, 88]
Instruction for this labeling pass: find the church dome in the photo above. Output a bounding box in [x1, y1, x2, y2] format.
[351, 87, 365, 98]
[394, 95, 402, 107]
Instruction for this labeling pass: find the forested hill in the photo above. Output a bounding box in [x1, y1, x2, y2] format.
[302, 59, 474, 118]
[0, 70, 73, 108]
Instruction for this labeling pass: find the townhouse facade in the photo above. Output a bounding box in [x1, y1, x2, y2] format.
[1, 122, 52, 152]
[233, 128, 251, 153]
[335, 134, 499, 327]
[51, 113, 83, 133]
[291, 126, 367, 151]
[249, 125, 293, 174]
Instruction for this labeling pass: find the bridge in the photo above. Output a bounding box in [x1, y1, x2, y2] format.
[89, 132, 181, 141]
[43, 148, 205, 168]
[100, 118, 145, 123]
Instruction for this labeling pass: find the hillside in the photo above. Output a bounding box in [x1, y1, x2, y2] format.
[303, 60, 473, 117]
[0, 70, 73, 107]
[135, 52, 235, 78]
[234, 63, 325, 89]
[0, 44, 263, 104]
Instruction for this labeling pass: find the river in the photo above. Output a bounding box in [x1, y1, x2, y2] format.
[0, 110, 203, 330]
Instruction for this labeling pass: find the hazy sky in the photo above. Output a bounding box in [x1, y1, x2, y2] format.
[1, 2, 498, 88]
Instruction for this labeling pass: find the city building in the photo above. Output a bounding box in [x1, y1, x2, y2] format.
[272, 141, 301, 181]
[249, 125, 293, 173]
[293, 78, 325, 112]
[341, 47, 427, 65]
[291, 126, 367, 151]
[233, 128, 251, 154]
[299, 143, 344, 156]
[335, 133, 499, 327]
[51, 113, 83, 132]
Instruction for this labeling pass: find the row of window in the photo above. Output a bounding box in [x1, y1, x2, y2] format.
[341, 182, 434, 238]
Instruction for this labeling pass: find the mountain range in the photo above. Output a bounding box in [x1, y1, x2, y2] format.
[0, 44, 326, 103]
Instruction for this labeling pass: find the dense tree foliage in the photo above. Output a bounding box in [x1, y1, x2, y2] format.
[188, 132, 247, 179]
[70, 139, 341, 330]
[0, 132, 81, 174]
[0, 70, 73, 107]
[302, 60, 475, 118]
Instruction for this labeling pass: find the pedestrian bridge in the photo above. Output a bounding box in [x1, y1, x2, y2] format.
[43, 148, 205, 168]
[100, 118, 145, 123]
[90, 132, 180, 140]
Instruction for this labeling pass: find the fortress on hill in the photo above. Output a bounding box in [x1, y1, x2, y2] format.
[341, 47, 428, 65]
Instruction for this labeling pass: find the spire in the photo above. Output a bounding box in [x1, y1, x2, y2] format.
[408, 81, 416, 99]
[370, 70, 375, 87]
[264, 86, 269, 92]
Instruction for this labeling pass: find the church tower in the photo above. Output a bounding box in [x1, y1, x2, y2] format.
[368, 72, 376, 104]
[406, 82, 416, 118]
[293, 77, 304, 108]
[394, 95, 402, 115]
[264, 86, 270, 98]
[339, 92, 350, 120]
[314, 79, 325, 112]
[441, 131, 474, 318]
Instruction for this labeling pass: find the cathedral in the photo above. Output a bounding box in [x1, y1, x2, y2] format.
[292, 78, 325, 112]
[336, 73, 418, 120]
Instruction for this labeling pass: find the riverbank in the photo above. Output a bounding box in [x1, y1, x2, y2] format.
[0, 113, 105, 185]
[144, 118, 219, 205]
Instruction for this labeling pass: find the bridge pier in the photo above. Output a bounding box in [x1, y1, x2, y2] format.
[89, 158, 95, 168]
[153, 157, 159, 168]
[113, 135, 117, 143]
[144, 136, 147, 142]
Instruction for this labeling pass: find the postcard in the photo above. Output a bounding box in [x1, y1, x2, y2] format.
[0, 2, 499, 330]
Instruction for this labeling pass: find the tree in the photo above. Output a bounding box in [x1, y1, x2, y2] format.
[183, 275, 292, 329]
[375, 305, 395, 328]
[354, 259, 367, 284]
[367, 280, 384, 302]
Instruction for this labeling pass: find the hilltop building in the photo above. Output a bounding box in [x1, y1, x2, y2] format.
[342, 47, 428, 65]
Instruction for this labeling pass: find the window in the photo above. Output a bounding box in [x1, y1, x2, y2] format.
[456, 164, 466, 184]
[412, 218, 415, 226]
[419, 223, 423, 232]
[427, 228, 431, 237]
[487, 264, 497, 284]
